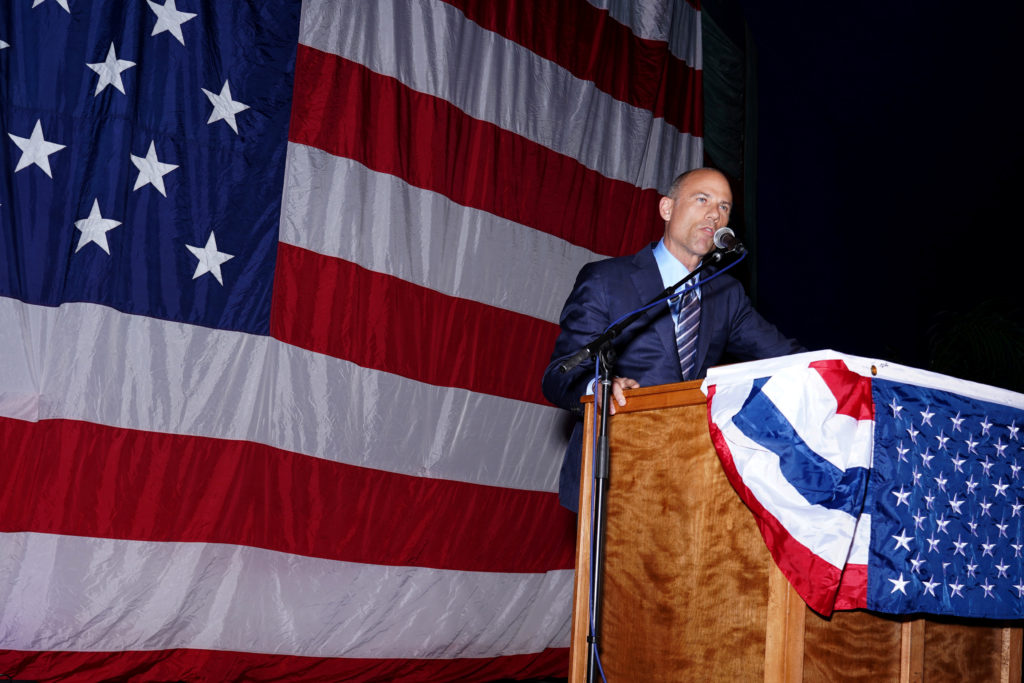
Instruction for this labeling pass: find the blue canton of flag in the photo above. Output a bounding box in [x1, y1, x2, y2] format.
[870, 379, 1024, 618]
[0, 0, 300, 334]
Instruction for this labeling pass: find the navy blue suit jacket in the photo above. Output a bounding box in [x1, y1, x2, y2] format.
[542, 243, 804, 511]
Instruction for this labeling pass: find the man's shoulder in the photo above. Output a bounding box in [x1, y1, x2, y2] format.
[578, 243, 656, 278]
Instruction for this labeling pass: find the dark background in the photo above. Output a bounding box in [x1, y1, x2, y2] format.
[707, 0, 1024, 392]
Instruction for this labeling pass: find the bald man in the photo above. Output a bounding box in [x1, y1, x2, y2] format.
[542, 168, 804, 512]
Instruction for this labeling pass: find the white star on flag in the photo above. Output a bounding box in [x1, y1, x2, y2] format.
[948, 494, 965, 514]
[147, 0, 197, 46]
[949, 580, 965, 598]
[892, 529, 913, 551]
[889, 397, 903, 417]
[131, 141, 178, 196]
[0, 40, 8, 50]
[87, 43, 136, 96]
[981, 416, 993, 436]
[74, 199, 122, 254]
[920, 407, 935, 426]
[202, 80, 249, 134]
[186, 232, 234, 285]
[922, 577, 940, 597]
[888, 572, 909, 595]
[892, 486, 911, 507]
[32, 0, 70, 12]
[8, 119, 66, 177]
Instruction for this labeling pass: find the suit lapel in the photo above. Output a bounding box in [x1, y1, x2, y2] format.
[628, 246, 679, 376]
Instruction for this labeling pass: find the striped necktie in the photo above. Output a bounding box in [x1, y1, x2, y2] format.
[670, 287, 701, 380]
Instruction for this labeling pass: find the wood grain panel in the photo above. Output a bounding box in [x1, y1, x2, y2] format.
[598, 397, 772, 681]
[802, 609, 903, 682]
[924, 619, 1005, 682]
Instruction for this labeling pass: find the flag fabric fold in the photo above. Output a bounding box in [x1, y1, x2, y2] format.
[705, 351, 1024, 619]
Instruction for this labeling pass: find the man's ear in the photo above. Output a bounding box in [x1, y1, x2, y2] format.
[658, 196, 674, 221]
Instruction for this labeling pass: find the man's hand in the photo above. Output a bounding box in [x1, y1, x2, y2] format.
[596, 376, 640, 415]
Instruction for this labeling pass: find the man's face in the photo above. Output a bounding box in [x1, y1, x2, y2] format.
[659, 170, 733, 269]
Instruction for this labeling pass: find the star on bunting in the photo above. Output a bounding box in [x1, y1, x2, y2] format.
[147, 0, 196, 46]
[9, 120, 66, 177]
[202, 80, 249, 134]
[888, 573, 909, 595]
[892, 528, 913, 551]
[32, 0, 70, 12]
[131, 141, 178, 196]
[74, 199, 121, 253]
[0, 40, 8, 50]
[87, 43, 135, 95]
[922, 577, 940, 597]
[892, 486, 911, 508]
[186, 232, 234, 284]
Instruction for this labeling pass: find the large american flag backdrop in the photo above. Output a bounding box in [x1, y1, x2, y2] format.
[706, 351, 1024, 620]
[0, 1, 702, 680]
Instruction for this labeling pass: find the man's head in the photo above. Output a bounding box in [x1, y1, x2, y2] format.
[658, 168, 733, 270]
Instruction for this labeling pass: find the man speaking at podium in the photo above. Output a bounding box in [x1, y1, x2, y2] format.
[542, 168, 804, 512]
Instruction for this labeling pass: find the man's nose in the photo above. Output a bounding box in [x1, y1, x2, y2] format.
[706, 205, 722, 224]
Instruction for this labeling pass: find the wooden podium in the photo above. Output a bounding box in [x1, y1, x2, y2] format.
[569, 381, 1022, 682]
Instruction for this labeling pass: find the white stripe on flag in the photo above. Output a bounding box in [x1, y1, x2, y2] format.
[0, 532, 572, 658]
[0, 298, 565, 492]
[280, 146, 602, 323]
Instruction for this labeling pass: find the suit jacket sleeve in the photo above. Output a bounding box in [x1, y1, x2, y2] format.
[541, 261, 612, 415]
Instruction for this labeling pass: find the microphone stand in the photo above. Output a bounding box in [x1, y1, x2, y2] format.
[564, 251, 724, 683]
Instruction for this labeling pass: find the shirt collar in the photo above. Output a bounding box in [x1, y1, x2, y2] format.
[652, 238, 700, 299]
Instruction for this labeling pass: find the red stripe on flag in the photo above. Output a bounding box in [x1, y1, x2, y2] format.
[271, 242, 559, 406]
[440, 0, 703, 135]
[0, 646, 569, 683]
[705, 386, 847, 616]
[289, 45, 663, 258]
[0, 417, 576, 573]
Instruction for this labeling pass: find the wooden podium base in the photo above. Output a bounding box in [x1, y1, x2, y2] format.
[569, 381, 1021, 682]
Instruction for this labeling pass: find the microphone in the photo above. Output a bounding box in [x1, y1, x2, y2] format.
[713, 227, 746, 254]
